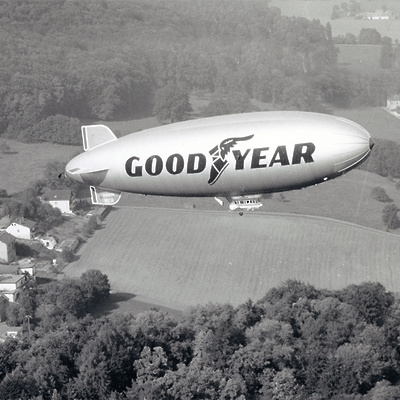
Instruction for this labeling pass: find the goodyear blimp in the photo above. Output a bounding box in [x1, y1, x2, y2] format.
[65, 111, 374, 214]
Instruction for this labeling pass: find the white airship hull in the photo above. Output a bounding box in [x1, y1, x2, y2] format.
[66, 111, 373, 210]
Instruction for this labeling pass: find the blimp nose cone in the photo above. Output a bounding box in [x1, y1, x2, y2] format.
[65, 151, 110, 186]
[369, 138, 375, 150]
[65, 156, 84, 183]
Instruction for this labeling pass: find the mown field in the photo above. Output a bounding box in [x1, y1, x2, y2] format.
[0, 140, 80, 194]
[64, 206, 400, 310]
[335, 107, 400, 142]
[336, 44, 383, 74]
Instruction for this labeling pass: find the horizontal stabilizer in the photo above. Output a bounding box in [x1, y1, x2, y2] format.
[82, 125, 117, 151]
[90, 186, 121, 206]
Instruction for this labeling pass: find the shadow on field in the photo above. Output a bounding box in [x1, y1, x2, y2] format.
[91, 292, 183, 320]
[91, 292, 136, 317]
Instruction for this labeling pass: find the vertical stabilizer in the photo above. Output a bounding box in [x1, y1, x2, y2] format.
[82, 125, 117, 151]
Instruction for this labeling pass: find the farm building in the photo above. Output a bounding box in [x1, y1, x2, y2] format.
[0, 274, 29, 302]
[41, 189, 73, 214]
[387, 95, 400, 111]
[19, 265, 36, 279]
[363, 9, 393, 20]
[0, 322, 22, 340]
[6, 218, 36, 240]
[0, 232, 16, 264]
[39, 236, 57, 250]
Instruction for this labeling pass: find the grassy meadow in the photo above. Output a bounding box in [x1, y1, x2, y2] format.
[0, 141, 80, 194]
[271, 0, 400, 41]
[64, 206, 400, 309]
[335, 107, 400, 142]
[336, 44, 383, 74]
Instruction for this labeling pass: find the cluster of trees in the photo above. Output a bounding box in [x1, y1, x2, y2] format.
[1, 279, 400, 399]
[6, 269, 110, 328]
[1, 189, 64, 233]
[331, 0, 361, 19]
[370, 187, 400, 230]
[2, 0, 399, 144]
[382, 204, 400, 230]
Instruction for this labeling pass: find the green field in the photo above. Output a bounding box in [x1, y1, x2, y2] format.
[64, 206, 400, 310]
[271, 0, 400, 41]
[335, 107, 400, 142]
[336, 44, 383, 74]
[0, 140, 80, 194]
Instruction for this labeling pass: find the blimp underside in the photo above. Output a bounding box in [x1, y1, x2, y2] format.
[65, 112, 374, 211]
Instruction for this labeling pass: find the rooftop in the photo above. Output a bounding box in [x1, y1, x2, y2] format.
[42, 189, 72, 202]
[0, 275, 25, 284]
[0, 232, 15, 245]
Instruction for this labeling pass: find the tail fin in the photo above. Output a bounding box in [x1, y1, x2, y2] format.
[82, 125, 117, 151]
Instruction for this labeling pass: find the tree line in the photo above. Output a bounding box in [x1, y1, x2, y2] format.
[1, 0, 400, 144]
[1, 278, 400, 399]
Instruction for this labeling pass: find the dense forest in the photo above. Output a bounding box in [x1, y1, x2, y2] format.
[2, 278, 400, 399]
[1, 0, 400, 144]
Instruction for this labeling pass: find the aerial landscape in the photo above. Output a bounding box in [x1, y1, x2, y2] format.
[1, 0, 400, 398]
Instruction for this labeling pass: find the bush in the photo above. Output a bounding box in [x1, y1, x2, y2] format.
[382, 204, 400, 230]
[61, 248, 75, 263]
[371, 187, 393, 203]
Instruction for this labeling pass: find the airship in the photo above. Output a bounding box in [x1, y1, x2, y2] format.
[65, 111, 374, 214]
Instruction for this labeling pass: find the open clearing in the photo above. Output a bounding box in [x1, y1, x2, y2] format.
[64, 206, 400, 310]
[270, 0, 400, 41]
[0, 140, 80, 194]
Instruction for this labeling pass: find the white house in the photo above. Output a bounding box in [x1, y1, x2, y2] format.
[387, 95, 400, 111]
[0, 322, 22, 340]
[364, 9, 392, 20]
[39, 236, 57, 250]
[0, 274, 28, 302]
[0, 232, 16, 264]
[41, 189, 73, 214]
[6, 219, 36, 240]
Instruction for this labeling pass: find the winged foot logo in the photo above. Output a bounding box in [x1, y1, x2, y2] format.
[208, 135, 254, 185]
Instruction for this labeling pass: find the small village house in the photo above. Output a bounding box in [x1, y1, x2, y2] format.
[363, 9, 393, 20]
[18, 264, 36, 280]
[387, 94, 400, 111]
[0, 274, 29, 302]
[39, 236, 57, 250]
[6, 219, 36, 240]
[0, 322, 22, 340]
[41, 189, 73, 214]
[0, 232, 16, 263]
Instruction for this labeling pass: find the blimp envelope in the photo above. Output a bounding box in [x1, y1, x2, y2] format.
[66, 111, 373, 212]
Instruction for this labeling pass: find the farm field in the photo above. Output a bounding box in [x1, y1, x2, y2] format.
[335, 107, 400, 142]
[116, 169, 400, 234]
[336, 44, 383, 74]
[64, 206, 400, 310]
[270, 0, 400, 41]
[0, 140, 80, 194]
